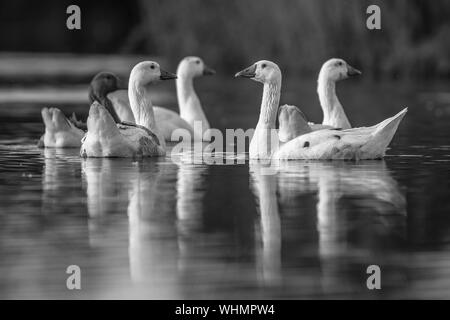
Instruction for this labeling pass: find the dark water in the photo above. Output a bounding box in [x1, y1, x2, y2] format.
[0, 77, 450, 299]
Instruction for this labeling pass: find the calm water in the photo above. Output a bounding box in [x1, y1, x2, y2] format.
[0, 77, 450, 299]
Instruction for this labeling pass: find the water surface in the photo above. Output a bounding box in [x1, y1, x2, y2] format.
[0, 77, 449, 299]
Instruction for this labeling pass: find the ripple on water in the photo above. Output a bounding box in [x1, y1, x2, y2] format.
[0, 118, 449, 299]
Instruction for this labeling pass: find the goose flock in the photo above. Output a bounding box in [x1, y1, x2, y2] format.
[38, 56, 407, 160]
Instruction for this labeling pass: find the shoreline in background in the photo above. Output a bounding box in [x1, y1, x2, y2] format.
[0, 52, 165, 84]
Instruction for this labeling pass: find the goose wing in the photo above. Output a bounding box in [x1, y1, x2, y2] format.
[276, 108, 407, 160]
[308, 123, 336, 131]
[276, 128, 372, 160]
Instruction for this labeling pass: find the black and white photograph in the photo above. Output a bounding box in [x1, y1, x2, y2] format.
[0, 0, 449, 307]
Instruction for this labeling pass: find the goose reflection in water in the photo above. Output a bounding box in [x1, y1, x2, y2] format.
[249, 162, 282, 286]
[174, 161, 209, 272]
[82, 156, 180, 297]
[79, 144, 407, 298]
[250, 159, 406, 294]
[289, 161, 405, 296]
[126, 151, 211, 286]
[81, 157, 135, 251]
[81, 148, 211, 297]
[42, 148, 84, 215]
[126, 160, 180, 292]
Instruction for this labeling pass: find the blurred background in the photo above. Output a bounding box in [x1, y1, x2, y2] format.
[0, 0, 449, 131]
[1, 0, 450, 79]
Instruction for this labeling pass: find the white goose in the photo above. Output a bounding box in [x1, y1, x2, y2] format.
[277, 58, 361, 140]
[107, 56, 215, 141]
[316, 58, 362, 129]
[38, 107, 84, 148]
[235, 60, 407, 160]
[80, 61, 176, 158]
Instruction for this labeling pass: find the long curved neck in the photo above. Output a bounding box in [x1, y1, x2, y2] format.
[129, 81, 157, 132]
[250, 79, 281, 159]
[176, 75, 208, 127]
[317, 75, 351, 129]
[257, 81, 281, 129]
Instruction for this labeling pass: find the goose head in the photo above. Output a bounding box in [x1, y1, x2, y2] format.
[177, 56, 215, 79]
[129, 61, 177, 88]
[235, 60, 281, 84]
[319, 58, 362, 82]
[89, 72, 124, 103]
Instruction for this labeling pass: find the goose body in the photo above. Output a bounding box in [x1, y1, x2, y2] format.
[80, 61, 176, 158]
[235, 60, 407, 160]
[38, 107, 84, 148]
[106, 89, 195, 140]
[80, 102, 164, 158]
[275, 108, 407, 160]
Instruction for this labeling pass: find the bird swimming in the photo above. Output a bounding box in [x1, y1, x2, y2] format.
[80, 61, 176, 158]
[235, 60, 407, 160]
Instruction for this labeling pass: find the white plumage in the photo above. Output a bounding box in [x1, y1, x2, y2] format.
[106, 56, 213, 142]
[80, 102, 164, 158]
[39, 107, 84, 148]
[236, 60, 407, 160]
[275, 108, 407, 160]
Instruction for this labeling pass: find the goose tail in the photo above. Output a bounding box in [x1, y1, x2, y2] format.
[371, 107, 407, 139]
[41, 107, 53, 129]
[362, 108, 407, 158]
[41, 107, 72, 131]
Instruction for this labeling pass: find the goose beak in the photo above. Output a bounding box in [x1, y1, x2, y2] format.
[347, 65, 362, 77]
[203, 65, 216, 76]
[235, 64, 257, 78]
[160, 69, 178, 80]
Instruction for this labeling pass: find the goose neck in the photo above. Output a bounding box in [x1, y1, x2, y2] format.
[176, 75, 208, 128]
[317, 76, 339, 115]
[176, 75, 197, 104]
[257, 81, 281, 129]
[317, 75, 350, 128]
[129, 82, 156, 132]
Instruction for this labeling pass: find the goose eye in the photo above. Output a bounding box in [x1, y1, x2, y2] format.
[261, 64, 267, 69]
[150, 65, 155, 70]
[196, 60, 200, 64]
[337, 62, 343, 66]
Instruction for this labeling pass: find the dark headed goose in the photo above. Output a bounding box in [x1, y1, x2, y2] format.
[80, 61, 176, 158]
